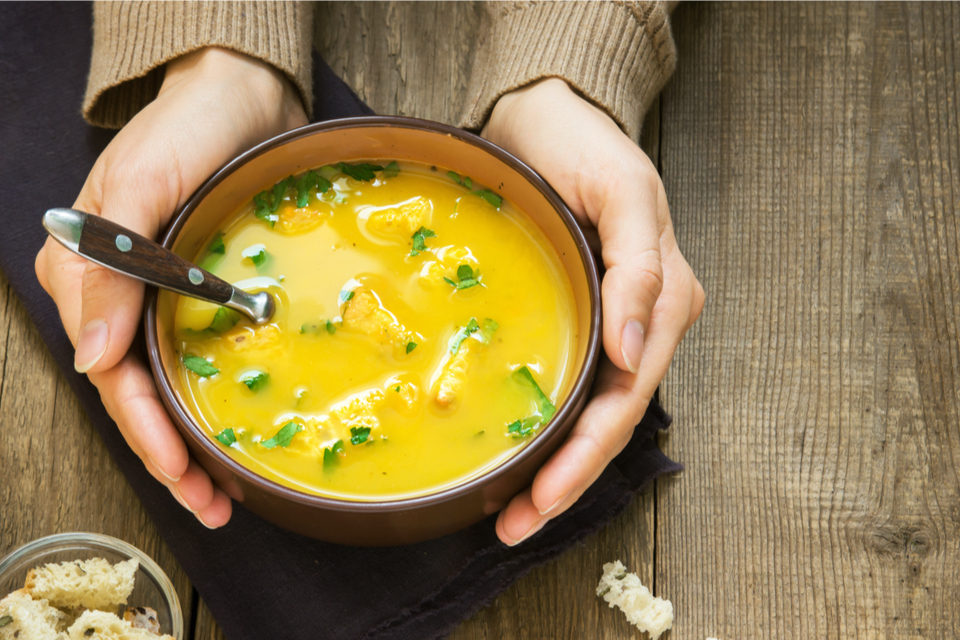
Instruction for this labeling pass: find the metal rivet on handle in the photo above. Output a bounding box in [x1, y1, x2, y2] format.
[115, 234, 132, 252]
[188, 268, 204, 285]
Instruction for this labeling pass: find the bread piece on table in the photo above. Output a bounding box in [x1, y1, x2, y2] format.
[24, 559, 138, 610]
[596, 560, 673, 640]
[0, 589, 67, 640]
[67, 610, 173, 640]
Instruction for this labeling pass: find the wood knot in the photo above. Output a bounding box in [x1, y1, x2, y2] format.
[867, 521, 936, 559]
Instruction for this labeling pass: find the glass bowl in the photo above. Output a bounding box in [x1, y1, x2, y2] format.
[0, 532, 183, 639]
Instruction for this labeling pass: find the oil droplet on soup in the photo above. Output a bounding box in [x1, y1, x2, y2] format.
[175, 162, 577, 501]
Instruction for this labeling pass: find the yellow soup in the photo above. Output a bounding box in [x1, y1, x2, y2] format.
[175, 161, 577, 500]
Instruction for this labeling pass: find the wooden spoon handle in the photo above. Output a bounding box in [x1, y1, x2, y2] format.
[43, 208, 274, 324]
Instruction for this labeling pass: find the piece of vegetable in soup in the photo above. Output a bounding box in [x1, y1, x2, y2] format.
[173, 160, 577, 501]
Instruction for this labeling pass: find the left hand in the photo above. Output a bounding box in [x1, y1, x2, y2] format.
[482, 78, 704, 545]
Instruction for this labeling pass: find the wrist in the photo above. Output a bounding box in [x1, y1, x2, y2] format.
[161, 47, 306, 130]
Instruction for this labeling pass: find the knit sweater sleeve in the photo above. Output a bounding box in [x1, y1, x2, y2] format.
[458, 1, 677, 143]
[83, 1, 314, 129]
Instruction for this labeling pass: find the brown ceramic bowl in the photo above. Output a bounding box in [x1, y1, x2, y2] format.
[145, 116, 600, 546]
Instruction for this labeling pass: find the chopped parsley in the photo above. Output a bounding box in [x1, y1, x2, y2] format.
[323, 439, 345, 469]
[410, 226, 436, 256]
[406, 341, 417, 354]
[445, 263, 481, 290]
[507, 417, 541, 439]
[295, 170, 333, 207]
[185, 306, 241, 337]
[479, 318, 499, 343]
[513, 366, 557, 423]
[253, 175, 296, 227]
[449, 318, 480, 355]
[207, 231, 225, 255]
[350, 426, 372, 445]
[339, 289, 355, 304]
[241, 371, 269, 392]
[215, 428, 237, 446]
[183, 354, 219, 378]
[337, 162, 384, 182]
[392, 385, 401, 392]
[469, 188, 502, 209]
[242, 244, 268, 268]
[326, 319, 337, 335]
[447, 170, 463, 185]
[382, 161, 400, 178]
[261, 421, 302, 449]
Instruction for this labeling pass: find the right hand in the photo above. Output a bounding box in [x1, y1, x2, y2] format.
[35, 47, 308, 527]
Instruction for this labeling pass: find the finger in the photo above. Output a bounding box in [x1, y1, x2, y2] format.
[592, 159, 667, 375]
[90, 353, 190, 484]
[495, 488, 548, 546]
[36, 239, 88, 339]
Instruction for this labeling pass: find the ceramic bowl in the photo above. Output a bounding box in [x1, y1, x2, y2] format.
[145, 116, 601, 545]
[0, 532, 183, 639]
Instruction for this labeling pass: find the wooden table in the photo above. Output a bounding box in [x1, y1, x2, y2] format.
[3, 3, 958, 638]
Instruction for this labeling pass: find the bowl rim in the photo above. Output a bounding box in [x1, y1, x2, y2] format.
[145, 115, 601, 514]
[0, 532, 184, 640]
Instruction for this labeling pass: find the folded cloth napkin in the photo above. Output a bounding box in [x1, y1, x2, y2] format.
[0, 4, 681, 639]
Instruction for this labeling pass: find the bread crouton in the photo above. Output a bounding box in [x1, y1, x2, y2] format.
[66, 610, 173, 640]
[25, 559, 137, 611]
[0, 589, 66, 640]
[596, 560, 673, 640]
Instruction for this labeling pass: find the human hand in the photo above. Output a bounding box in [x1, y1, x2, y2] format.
[35, 47, 308, 527]
[482, 78, 704, 545]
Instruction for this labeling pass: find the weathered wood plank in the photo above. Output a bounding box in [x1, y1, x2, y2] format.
[658, 3, 960, 639]
[0, 270, 194, 635]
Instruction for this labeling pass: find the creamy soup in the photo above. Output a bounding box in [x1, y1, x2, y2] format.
[174, 161, 577, 500]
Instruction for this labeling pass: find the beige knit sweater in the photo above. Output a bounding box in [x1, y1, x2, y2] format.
[84, 1, 676, 143]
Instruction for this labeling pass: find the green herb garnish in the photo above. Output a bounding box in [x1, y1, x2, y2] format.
[184, 306, 241, 338]
[241, 371, 269, 392]
[183, 354, 219, 378]
[512, 366, 557, 423]
[350, 426, 372, 445]
[207, 231, 225, 255]
[506, 417, 541, 438]
[337, 162, 384, 182]
[215, 428, 237, 446]
[253, 175, 296, 227]
[326, 319, 337, 335]
[479, 318, 499, 343]
[410, 226, 436, 256]
[469, 188, 502, 209]
[242, 244, 268, 268]
[294, 170, 333, 207]
[261, 421, 302, 449]
[339, 289, 355, 304]
[447, 170, 463, 185]
[393, 385, 401, 392]
[445, 263, 481, 290]
[382, 161, 400, 178]
[449, 318, 480, 355]
[323, 439, 345, 469]
[406, 341, 417, 354]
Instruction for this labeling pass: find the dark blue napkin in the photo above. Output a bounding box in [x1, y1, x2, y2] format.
[0, 4, 680, 639]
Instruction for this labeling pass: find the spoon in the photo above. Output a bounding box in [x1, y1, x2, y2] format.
[43, 208, 274, 324]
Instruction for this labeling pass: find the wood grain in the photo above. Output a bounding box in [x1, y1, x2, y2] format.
[658, 3, 960, 639]
[0, 271, 194, 634]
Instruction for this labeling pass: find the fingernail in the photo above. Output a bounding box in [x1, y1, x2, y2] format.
[194, 511, 216, 530]
[620, 319, 644, 374]
[505, 519, 548, 547]
[539, 491, 570, 516]
[74, 318, 109, 373]
[149, 455, 182, 483]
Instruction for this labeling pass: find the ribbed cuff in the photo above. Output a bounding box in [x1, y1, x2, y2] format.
[459, 1, 676, 143]
[84, 1, 314, 129]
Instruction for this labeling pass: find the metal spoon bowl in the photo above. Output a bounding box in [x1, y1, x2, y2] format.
[43, 208, 274, 324]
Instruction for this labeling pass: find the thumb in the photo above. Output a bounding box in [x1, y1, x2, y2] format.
[73, 185, 167, 374]
[73, 260, 146, 373]
[596, 167, 667, 374]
